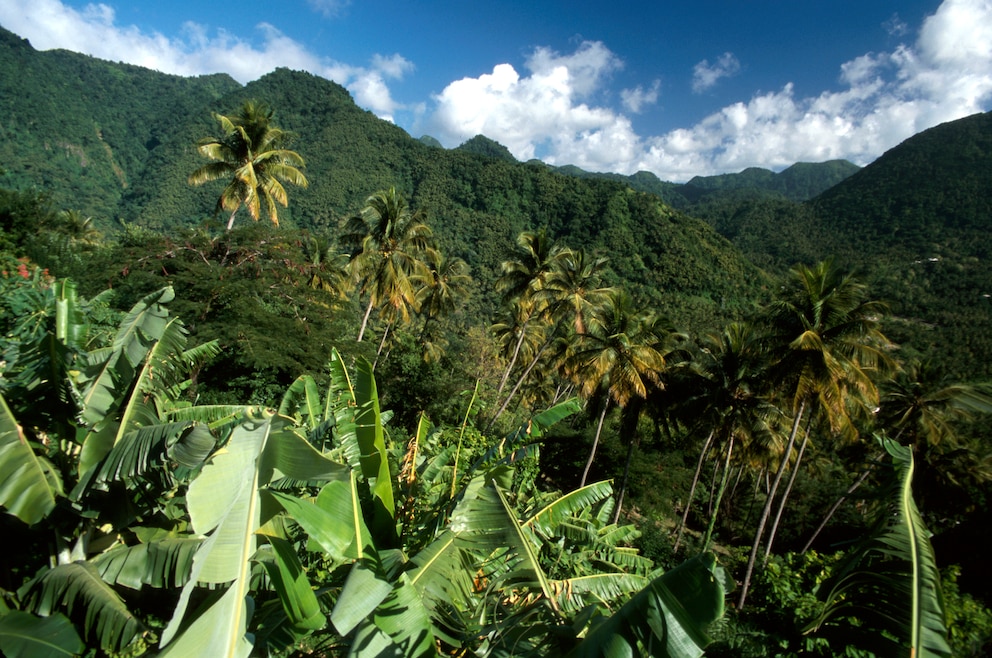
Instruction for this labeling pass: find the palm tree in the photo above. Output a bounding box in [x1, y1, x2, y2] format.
[301, 234, 350, 297]
[738, 259, 892, 608]
[876, 360, 992, 522]
[536, 248, 613, 335]
[671, 321, 776, 553]
[342, 187, 435, 342]
[416, 252, 472, 339]
[487, 247, 610, 431]
[494, 229, 568, 394]
[188, 100, 309, 230]
[566, 290, 666, 490]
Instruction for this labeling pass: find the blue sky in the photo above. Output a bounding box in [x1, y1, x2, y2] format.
[2, 0, 990, 181]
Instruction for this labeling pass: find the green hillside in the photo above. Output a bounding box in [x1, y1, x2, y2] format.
[2, 25, 992, 656]
[0, 30, 768, 332]
[0, 28, 240, 222]
[688, 112, 992, 379]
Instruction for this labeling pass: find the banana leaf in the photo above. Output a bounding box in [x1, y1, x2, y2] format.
[805, 437, 952, 657]
[0, 611, 83, 658]
[567, 553, 726, 658]
[0, 392, 62, 525]
[19, 561, 144, 654]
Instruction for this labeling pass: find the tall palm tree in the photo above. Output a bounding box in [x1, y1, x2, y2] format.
[876, 360, 992, 520]
[189, 100, 309, 230]
[494, 229, 568, 394]
[536, 249, 613, 335]
[671, 321, 776, 553]
[342, 188, 435, 342]
[487, 247, 610, 431]
[416, 252, 472, 339]
[738, 259, 892, 608]
[566, 290, 666, 489]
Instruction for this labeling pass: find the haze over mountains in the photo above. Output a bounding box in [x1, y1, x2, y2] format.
[2, 24, 991, 379]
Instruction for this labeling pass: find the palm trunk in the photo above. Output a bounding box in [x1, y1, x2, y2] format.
[702, 436, 734, 551]
[485, 340, 548, 432]
[373, 320, 393, 368]
[357, 297, 375, 342]
[226, 209, 238, 231]
[738, 398, 807, 610]
[673, 430, 715, 554]
[611, 400, 643, 525]
[497, 319, 529, 395]
[580, 399, 610, 487]
[763, 421, 811, 562]
[801, 452, 882, 553]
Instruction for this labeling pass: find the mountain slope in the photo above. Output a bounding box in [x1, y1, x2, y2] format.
[0, 27, 240, 222]
[0, 29, 768, 332]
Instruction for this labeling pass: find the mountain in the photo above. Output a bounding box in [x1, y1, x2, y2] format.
[0, 27, 240, 223]
[682, 160, 860, 203]
[696, 112, 992, 379]
[0, 25, 767, 332]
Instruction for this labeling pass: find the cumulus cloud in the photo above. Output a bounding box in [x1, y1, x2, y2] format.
[424, 41, 639, 170]
[621, 80, 661, 113]
[692, 52, 741, 93]
[3, 0, 991, 180]
[426, 0, 992, 180]
[0, 0, 410, 120]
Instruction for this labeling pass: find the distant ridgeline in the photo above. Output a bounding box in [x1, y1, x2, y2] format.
[1, 22, 991, 378]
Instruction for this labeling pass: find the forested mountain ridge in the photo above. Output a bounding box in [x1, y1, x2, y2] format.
[0, 27, 240, 219]
[690, 111, 992, 379]
[0, 25, 767, 330]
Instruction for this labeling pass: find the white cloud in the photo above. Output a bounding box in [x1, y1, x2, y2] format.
[427, 0, 992, 180]
[307, 0, 351, 18]
[621, 80, 661, 113]
[0, 0, 409, 119]
[2, 0, 991, 181]
[425, 41, 639, 171]
[883, 13, 909, 37]
[692, 52, 741, 93]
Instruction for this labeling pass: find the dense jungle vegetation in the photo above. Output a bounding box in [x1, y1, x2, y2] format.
[2, 24, 992, 656]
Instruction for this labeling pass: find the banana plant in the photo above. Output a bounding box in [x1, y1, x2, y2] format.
[158, 409, 348, 657]
[805, 436, 952, 657]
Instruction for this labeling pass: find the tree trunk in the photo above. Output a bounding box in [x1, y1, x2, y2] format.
[497, 319, 529, 395]
[763, 423, 811, 562]
[580, 399, 611, 487]
[738, 399, 806, 610]
[357, 297, 375, 342]
[673, 430, 715, 554]
[485, 340, 548, 432]
[373, 320, 393, 368]
[226, 208, 238, 231]
[801, 453, 882, 553]
[702, 436, 734, 551]
[611, 400, 643, 525]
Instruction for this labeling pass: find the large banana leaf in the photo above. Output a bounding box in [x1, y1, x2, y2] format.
[522, 480, 614, 538]
[76, 287, 174, 430]
[806, 438, 952, 657]
[0, 392, 62, 524]
[353, 357, 396, 526]
[92, 537, 201, 590]
[269, 475, 371, 562]
[257, 536, 325, 633]
[0, 611, 84, 658]
[160, 411, 345, 656]
[76, 316, 190, 486]
[567, 553, 726, 658]
[19, 561, 144, 654]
